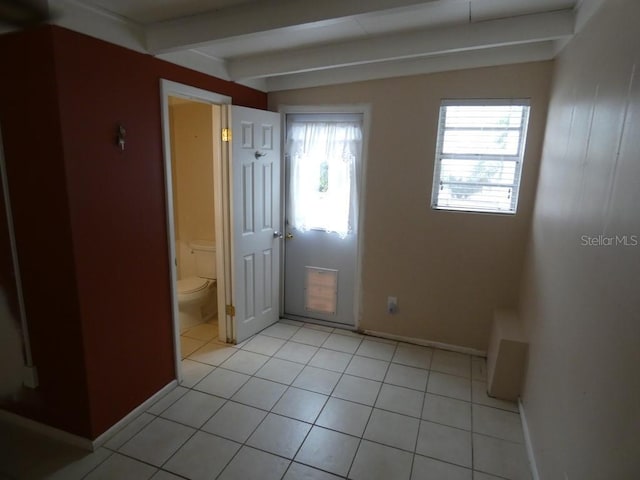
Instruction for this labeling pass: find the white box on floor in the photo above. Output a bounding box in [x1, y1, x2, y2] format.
[487, 310, 528, 401]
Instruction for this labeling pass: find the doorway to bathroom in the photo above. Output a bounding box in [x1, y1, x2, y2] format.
[161, 80, 283, 382]
[166, 95, 222, 360]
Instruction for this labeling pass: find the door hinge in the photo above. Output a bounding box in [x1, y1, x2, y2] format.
[225, 304, 236, 316]
[221, 128, 231, 142]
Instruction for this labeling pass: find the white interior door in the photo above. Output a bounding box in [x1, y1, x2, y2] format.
[229, 106, 281, 342]
[283, 113, 363, 326]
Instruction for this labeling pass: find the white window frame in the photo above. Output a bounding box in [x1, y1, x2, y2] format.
[431, 99, 531, 215]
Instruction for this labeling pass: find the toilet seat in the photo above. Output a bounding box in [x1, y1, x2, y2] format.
[177, 277, 209, 295]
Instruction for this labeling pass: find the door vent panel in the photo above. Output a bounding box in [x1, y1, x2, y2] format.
[305, 267, 338, 315]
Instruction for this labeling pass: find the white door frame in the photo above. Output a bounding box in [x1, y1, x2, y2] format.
[159, 80, 231, 382]
[278, 104, 371, 331]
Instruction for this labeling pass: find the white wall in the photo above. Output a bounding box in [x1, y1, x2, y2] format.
[270, 61, 553, 350]
[518, 0, 640, 477]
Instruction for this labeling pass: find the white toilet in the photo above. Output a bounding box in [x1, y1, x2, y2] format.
[177, 240, 217, 333]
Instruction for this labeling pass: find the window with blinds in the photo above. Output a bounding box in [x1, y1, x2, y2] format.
[431, 99, 531, 214]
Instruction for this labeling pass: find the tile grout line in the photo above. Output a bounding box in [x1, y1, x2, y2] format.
[469, 356, 476, 475]
[227, 329, 308, 465]
[188, 336, 521, 437]
[302, 331, 365, 478]
[79, 449, 116, 479]
[218, 323, 335, 480]
[412, 365, 431, 479]
[344, 340, 398, 479]
[210, 324, 353, 480]
[131, 337, 255, 478]
[6, 322, 526, 480]
[93, 438, 190, 479]
[169, 323, 523, 479]
[212, 324, 305, 480]
[140, 391, 527, 460]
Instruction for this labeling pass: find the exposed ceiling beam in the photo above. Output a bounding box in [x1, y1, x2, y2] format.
[266, 42, 557, 92]
[155, 49, 268, 91]
[228, 10, 575, 80]
[574, 0, 607, 31]
[146, 0, 444, 54]
[51, 0, 146, 52]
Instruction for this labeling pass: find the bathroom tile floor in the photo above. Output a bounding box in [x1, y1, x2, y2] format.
[0, 320, 532, 480]
[179, 320, 219, 358]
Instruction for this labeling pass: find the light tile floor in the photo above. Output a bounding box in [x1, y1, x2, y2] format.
[179, 320, 219, 358]
[0, 320, 531, 480]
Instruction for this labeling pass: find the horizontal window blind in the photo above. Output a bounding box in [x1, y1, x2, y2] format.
[431, 100, 531, 214]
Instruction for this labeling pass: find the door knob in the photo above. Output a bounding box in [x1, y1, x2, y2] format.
[285, 233, 294, 240]
[273, 231, 283, 239]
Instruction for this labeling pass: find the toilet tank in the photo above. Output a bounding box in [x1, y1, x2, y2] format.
[189, 240, 216, 279]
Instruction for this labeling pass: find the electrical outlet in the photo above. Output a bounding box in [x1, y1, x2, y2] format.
[387, 296, 398, 314]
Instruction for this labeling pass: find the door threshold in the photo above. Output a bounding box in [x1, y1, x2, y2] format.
[282, 314, 357, 333]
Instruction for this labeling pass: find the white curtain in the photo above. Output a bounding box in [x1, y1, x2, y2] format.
[287, 120, 362, 238]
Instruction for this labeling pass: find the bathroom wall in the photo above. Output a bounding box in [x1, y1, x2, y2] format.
[269, 61, 553, 351]
[517, 0, 640, 477]
[169, 99, 217, 280]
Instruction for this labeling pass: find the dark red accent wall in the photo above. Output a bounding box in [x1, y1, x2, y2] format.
[0, 27, 90, 434]
[0, 146, 18, 319]
[0, 25, 267, 438]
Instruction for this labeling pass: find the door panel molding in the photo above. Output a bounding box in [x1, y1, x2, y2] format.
[262, 248, 273, 313]
[242, 163, 255, 234]
[230, 106, 281, 342]
[243, 254, 255, 321]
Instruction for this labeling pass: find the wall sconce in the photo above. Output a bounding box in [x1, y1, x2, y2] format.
[116, 124, 126, 151]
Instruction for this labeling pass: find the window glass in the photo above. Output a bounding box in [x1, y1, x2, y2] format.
[431, 101, 530, 214]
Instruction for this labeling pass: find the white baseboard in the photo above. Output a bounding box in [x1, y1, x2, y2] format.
[282, 314, 356, 331]
[0, 380, 178, 452]
[0, 408, 93, 450]
[362, 330, 487, 357]
[92, 380, 177, 449]
[518, 398, 541, 480]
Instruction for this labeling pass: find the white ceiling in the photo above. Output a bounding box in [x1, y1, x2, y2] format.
[42, 0, 602, 91]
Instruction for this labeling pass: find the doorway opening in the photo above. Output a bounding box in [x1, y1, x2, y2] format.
[282, 107, 369, 329]
[161, 81, 284, 382]
[160, 81, 232, 383]
[168, 96, 220, 358]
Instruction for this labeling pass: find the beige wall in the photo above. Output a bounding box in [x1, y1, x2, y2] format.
[518, 0, 640, 478]
[270, 62, 553, 350]
[170, 99, 216, 279]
